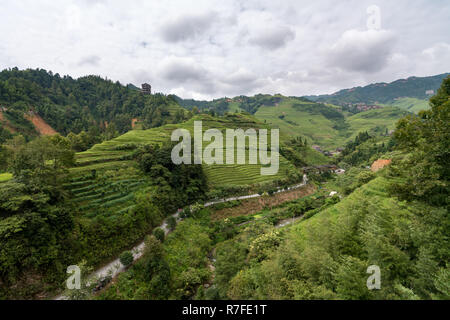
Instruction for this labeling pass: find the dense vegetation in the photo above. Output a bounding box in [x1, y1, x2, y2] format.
[306, 73, 449, 106]
[210, 76, 450, 300]
[174, 94, 284, 115]
[0, 68, 188, 139]
[95, 76, 449, 301]
[337, 131, 395, 167]
[0, 134, 209, 298]
[0, 67, 447, 301]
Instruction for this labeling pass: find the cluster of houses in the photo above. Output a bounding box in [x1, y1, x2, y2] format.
[344, 103, 383, 112]
[302, 164, 345, 175]
[312, 145, 344, 158]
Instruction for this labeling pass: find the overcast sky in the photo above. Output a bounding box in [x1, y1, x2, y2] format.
[1, 0, 449, 99]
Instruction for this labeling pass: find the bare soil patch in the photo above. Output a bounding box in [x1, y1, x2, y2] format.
[25, 113, 57, 135]
[211, 184, 316, 221]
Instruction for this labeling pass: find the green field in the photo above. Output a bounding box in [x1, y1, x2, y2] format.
[382, 97, 430, 114]
[255, 97, 348, 148]
[255, 97, 408, 149]
[345, 107, 409, 140]
[0, 173, 12, 183]
[65, 113, 321, 219]
[64, 166, 148, 219]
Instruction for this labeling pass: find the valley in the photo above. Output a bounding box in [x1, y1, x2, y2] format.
[0, 69, 448, 301]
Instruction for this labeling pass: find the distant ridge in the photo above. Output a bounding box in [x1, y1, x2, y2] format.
[304, 73, 450, 105]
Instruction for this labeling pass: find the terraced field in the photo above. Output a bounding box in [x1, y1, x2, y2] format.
[346, 107, 410, 141]
[69, 114, 303, 193]
[255, 97, 348, 148]
[381, 97, 430, 114]
[255, 97, 409, 149]
[65, 166, 148, 219]
[64, 113, 320, 219]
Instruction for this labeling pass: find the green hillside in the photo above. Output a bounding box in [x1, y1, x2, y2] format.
[254, 97, 407, 149]
[346, 107, 410, 140]
[306, 73, 449, 105]
[0, 68, 188, 139]
[255, 97, 347, 148]
[176, 93, 409, 150]
[224, 176, 449, 300]
[381, 97, 430, 114]
[60, 112, 325, 224]
[67, 113, 312, 210]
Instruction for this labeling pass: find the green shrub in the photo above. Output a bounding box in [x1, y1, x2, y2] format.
[153, 228, 165, 242]
[119, 251, 134, 267]
[167, 216, 177, 231]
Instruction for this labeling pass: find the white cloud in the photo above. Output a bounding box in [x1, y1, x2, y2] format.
[0, 0, 449, 99]
[160, 12, 218, 43]
[422, 42, 450, 61]
[248, 26, 296, 50]
[328, 29, 396, 73]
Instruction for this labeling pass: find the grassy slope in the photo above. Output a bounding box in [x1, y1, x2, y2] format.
[255, 97, 408, 149]
[66, 113, 318, 219]
[346, 107, 410, 140]
[288, 176, 404, 244]
[0, 173, 12, 183]
[381, 97, 430, 114]
[255, 97, 347, 149]
[84, 114, 297, 185]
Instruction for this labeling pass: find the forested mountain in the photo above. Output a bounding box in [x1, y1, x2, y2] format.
[305, 73, 449, 106]
[0, 68, 188, 138]
[173, 94, 286, 115]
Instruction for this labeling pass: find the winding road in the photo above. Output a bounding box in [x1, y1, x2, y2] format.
[55, 175, 308, 300]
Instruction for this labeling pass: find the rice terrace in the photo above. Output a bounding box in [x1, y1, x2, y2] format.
[0, 1, 448, 316]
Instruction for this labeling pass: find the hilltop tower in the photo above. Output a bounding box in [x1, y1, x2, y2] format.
[141, 83, 151, 95]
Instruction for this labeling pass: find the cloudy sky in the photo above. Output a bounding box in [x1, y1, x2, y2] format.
[1, 0, 449, 99]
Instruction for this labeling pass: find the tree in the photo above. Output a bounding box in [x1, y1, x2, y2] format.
[139, 235, 171, 299]
[390, 76, 450, 206]
[153, 227, 165, 242]
[167, 216, 177, 231]
[119, 251, 134, 268]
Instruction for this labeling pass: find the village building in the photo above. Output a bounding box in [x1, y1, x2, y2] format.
[302, 164, 338, 174]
